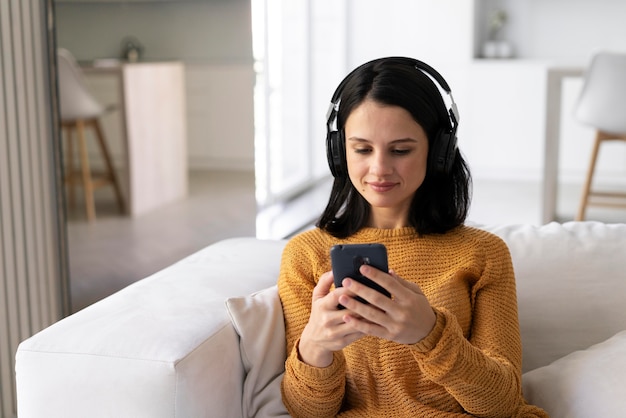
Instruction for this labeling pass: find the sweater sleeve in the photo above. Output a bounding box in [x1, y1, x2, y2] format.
[411, 236, 528, 418]
[277, 235, 346, 418]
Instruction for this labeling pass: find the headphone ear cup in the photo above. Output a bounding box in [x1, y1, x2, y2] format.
[430, 129, 458, 175]
[326, 129, 346, 177]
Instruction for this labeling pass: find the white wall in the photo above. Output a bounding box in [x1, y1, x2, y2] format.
[55, 1, 252, 62]
[347, 0, 474, 66]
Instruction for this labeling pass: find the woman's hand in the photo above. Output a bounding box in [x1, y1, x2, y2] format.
[337, 265, 436, 345]
[298, 271, 365, 367]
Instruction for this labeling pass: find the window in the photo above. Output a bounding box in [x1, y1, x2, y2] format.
[252, 0, 347, 209]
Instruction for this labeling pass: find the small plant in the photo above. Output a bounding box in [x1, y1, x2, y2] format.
[488, 9, 508, 41]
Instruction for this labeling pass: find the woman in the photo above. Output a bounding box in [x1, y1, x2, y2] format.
[277, 57, 548, 417]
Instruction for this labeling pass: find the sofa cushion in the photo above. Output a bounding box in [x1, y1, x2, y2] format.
[522, 330, 626, 418]
[226, 285, 289, 418]
[481, 221, 626, 372]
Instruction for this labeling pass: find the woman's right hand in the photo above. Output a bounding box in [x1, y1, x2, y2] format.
[298, 271, 365, 367]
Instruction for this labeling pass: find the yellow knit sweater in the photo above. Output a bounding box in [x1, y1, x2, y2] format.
[278, 225, 548, 418]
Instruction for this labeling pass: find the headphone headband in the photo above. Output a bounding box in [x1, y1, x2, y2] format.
[329, 57, 459, 129]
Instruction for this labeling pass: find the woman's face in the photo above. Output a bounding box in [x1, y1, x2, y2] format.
[344, 99, 429, 228]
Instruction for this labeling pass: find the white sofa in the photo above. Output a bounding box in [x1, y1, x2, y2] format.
[15, 221, 626, 418]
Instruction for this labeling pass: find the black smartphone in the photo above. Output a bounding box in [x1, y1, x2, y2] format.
[330, 243, 391, 306]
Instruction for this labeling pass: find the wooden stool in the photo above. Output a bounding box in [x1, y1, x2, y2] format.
[576, 131, 626, 221]
[573, 52, 626, 221]
[62, 117, 125, 221]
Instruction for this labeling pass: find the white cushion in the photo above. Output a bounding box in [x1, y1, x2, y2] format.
[482, 221, 626, 371]
[226, 285, 289, 418]
[522, 330, 626, 418]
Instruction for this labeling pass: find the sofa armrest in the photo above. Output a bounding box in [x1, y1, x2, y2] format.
[16, 237, 287, 418]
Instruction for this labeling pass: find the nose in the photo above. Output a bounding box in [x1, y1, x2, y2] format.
[369, 150, 393, 176]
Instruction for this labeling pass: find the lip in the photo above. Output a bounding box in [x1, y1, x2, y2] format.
[368, 181, 397, 193]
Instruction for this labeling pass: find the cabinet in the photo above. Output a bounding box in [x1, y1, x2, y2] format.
[84, 61, 188, 217]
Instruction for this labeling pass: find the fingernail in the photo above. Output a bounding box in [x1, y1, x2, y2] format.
[343, 278, 351, 287]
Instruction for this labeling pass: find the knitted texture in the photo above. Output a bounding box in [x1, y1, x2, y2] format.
[278, 226, 548, 418]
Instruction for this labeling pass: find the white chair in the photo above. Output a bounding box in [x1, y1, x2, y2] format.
[57, 48, 125, 221]
[574, 52, 626, 221]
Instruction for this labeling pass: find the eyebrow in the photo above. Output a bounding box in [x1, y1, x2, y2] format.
[346, 137, 419, 144]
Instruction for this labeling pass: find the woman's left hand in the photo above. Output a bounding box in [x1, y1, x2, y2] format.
[337, 265, 437, 345]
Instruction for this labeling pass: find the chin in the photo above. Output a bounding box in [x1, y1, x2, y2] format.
[366, 198, 401, 210]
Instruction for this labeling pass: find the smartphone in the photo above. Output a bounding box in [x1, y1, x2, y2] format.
[330, 243, 391, 306]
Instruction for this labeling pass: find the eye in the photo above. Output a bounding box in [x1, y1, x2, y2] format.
[353, 147, 372, 155]
[391, 148, 412, 155]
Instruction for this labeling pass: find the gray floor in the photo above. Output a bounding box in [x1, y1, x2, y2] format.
[66, 169, 625, 313]
[67, 170, 256, 312]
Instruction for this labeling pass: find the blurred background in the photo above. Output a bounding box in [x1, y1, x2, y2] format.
[52, 0, 626, 306]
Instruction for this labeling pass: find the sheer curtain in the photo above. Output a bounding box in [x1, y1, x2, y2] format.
[252, 0, 348, 208]
[0, 0, 70, 415]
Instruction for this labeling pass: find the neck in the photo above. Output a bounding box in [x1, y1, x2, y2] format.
[368, 208, 409, 229]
